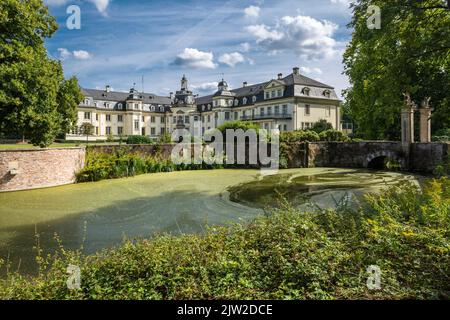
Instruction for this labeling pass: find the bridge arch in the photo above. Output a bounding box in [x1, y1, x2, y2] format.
[363, 150, 406, 169]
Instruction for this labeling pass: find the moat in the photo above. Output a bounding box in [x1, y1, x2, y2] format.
[0, 168, 419, 275]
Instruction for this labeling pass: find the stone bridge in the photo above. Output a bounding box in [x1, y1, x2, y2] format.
[305, 141, 449, 173]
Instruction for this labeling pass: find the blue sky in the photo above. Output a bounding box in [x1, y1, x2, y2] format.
[44, 0, 353, 98]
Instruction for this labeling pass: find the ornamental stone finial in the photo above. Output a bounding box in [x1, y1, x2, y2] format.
[421, 97, 431, 109]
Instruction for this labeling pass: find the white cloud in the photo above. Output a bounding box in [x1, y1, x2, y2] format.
[300, 67, 323, 75]
[173, 48, 217, 69]
[240, 42, 251, 52]
[57, 48, 72, 60]
[244, 5, 260, 19]
[44, 0, 69, 5]
[330, 0, 352, 6]
[73, 50, 93, 60]
[45, 0, 109, 14]
[246, 24, 284, 42]
[246, 15, 339, 60]
[88, 0, 110, 14]
[191, 82, 219, 93]
[218, 52, 245, 67]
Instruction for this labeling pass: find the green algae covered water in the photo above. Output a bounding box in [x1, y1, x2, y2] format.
[0, 168, 418, 275]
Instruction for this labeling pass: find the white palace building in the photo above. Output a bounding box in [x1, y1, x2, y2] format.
[68, 67, 342, 141]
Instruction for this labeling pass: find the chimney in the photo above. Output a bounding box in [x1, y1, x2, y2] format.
[243, 81, 248, 87]
[278, 73, 283, 80]
[170, 92, 174, 99]
[293, 67, 300, 75]
[106, 85, 111, 93]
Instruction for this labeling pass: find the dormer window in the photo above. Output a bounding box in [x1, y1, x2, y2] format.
[84, 99, 90, 105]
[252, 96, 257, 103]
[243, 97, 248, 104]
[265, 92, 270, 100]
[323, 90, 331, 98]
[302, 87, 311, 96]
[234, 99, 239, 106]
[118, 103, 123, 109]
[228, 99, 233, 107]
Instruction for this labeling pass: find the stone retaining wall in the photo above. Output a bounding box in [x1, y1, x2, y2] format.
[0, 147, 85, 192]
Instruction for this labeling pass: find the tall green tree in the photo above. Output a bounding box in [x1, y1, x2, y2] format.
[0, 0, 82, 147]
[343, 0, 450, 140]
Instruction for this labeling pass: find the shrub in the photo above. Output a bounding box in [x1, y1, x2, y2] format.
[279, 130, 320, 143]
[126, 135, 154, 145]
[319, 129, 349, 142]
[217, 121, 260, 133]
[311, 120, 333, 133]
[0, 178, 448, 300]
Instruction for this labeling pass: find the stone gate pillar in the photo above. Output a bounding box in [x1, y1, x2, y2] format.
[401, 92, 415, 145]
[419, 97, 433, 143]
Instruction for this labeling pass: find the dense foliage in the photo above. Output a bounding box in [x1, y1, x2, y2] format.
[76, 148, 224, 182]
[311, 120, 333, 133]
[216, 121, 260, 133]
[0, 0, 83, 147]
[126, 135, 154, 145]
[343, 0, 450, 139]
[0, 178, 448, 300]
[279, 130, 349, 143]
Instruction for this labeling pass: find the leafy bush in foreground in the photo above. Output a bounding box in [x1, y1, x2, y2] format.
[0, 178, 448, 300]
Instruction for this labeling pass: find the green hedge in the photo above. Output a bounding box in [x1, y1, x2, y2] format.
[0, 178, 448, 300]
[126, 135, 155, 145]
[76, 149, 224, 183]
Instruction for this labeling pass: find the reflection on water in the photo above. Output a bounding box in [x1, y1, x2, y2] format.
[228, 170, 416, 210]
[0, 168, 418, 275]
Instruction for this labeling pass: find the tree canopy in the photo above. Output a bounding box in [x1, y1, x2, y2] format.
[343, 0, 450, 140]
[0, 0, 83, 147]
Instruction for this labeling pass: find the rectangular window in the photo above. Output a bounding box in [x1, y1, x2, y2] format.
[106, 127, 111, 135]
[134, 120, 139, 130]
[118, 127, 123, 135]
[185, 116, 190, 124]
[106, 114, 111, 122]
[95, 114, 99, 121]
[282, 105, 288, 115]
[117, 115, 123, 122]
[134, 103, 139, 110]
[271, 90, 276, 98]
[95, 127, 99, 135]
[326, 106, 331, 117]
[234, 112, 238, 119]
[277, 90, 282, 97]
[84, 112, 91, 120]
[151, 116, 156, 123]
[161, 127, 166, 134]
[265, 92, 270, 99]
[305, 105, 311, 116]
[207, 115, 211, 122]
[275, 106, 280, 115]
[142, 116, 145, 122]
[151, 127, 156, 135]
[225, 112, 230, 120]
[161, 116, 165, 123]
[173, 116, 176, 124]
[260, 108, 265, 116]
[267, 107, 272, 115]
[283, 125, 287, 131]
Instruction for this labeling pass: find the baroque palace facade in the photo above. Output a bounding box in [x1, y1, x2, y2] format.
[68, 67, 341, 141]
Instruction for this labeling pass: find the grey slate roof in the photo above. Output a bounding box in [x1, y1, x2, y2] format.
[81, 88, 172, 105]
